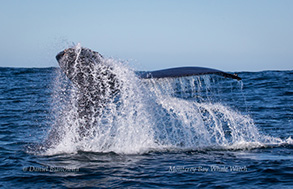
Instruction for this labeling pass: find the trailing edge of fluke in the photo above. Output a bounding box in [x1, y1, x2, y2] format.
[138, 67, 241, 81]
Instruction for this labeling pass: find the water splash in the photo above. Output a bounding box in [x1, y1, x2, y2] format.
[44, 47, 286, 155]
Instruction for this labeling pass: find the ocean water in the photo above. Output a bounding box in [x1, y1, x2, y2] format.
[0, 64, 292, 188]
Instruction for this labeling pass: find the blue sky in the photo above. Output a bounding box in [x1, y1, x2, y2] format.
[0, 0, 292, 71]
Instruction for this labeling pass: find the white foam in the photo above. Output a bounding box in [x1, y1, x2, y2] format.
[45, 54, 287, 155]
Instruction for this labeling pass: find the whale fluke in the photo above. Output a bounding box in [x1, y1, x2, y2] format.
[138, 67, 241, 80]
[55, 45, 241, 138]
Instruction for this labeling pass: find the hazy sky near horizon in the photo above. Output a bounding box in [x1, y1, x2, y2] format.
[0, 0, 292, 71]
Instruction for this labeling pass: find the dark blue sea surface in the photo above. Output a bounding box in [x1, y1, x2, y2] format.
[0, 67, 292, 188]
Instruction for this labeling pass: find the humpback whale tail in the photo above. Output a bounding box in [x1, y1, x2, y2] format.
[55, 45, 241, 139]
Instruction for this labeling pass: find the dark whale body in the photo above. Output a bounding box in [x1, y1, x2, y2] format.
[56, 47, 120, 136]
[56, 46, 241, 136]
